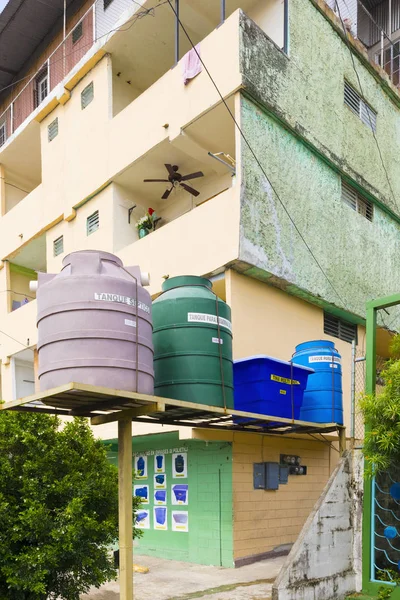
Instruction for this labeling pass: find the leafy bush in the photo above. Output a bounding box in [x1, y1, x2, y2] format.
[0, 412, 142, 600]
[360, 335, 400, 476]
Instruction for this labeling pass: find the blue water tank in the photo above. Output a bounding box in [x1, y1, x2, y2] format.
[292, 340, 343, 425]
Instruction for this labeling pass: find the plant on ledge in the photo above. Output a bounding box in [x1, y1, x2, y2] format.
[360, 334, 400, 477]
[136, 207, 155, 239]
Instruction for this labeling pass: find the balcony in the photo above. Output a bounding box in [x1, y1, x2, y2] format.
[0, 0, 287, 150]
[327, 0, 400, 87]
[118, 184, 240, 296]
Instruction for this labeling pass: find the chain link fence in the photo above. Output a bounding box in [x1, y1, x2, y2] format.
[351, 326, 390, 446]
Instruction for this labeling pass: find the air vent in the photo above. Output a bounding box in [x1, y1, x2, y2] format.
[48, 118, 59, 142]
[344, 81, 377, 132]
[87, 210, 99, 235]
[53, 235, 64, 257]
[341, 180, 373, 221]
[81, 82, 94, 109]
[72, 22, 83, 44]
[0, 122, 6, 147]
[324, 312, 357, 344]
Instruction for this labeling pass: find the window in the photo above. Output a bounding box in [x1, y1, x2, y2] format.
[53, 235, 64, 257]
[36, 69, 49, 106]
[87, 210, 99, 235]
[344, 81, 377, 133]
[81, 82, 94, 109]
[48, 118, 59, 142]
[72, 22, 83, 44]
[0, 122, 6, 147]
[341, 180, 373, 222]
[104, 0, 114, 9]
[324, 312, 357, 344]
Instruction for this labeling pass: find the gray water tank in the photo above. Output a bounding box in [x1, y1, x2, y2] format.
[36, 250, 154, 399]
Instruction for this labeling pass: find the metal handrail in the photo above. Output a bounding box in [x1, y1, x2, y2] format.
[0, 1, 96, 132]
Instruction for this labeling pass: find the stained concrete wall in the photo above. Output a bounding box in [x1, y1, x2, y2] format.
[272, 450, 363, 600]
[238, 6, 400, 320]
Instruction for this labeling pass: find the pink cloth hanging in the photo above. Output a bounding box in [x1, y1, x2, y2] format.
[182, 44, 202, 85]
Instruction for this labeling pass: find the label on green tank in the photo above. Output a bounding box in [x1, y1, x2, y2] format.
[187, 312, 232, 331]
[212, 337, 223, 344]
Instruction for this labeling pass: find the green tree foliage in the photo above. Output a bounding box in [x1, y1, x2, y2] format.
[0, 412, 142, 600]
[360, 334, 400, 476]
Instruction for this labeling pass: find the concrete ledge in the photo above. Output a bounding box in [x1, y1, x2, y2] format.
[235, 545, 292, 568]
[272, 450, 363, 600]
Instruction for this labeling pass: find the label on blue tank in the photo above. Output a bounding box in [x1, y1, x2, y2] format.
[187, 312, 232, 331]
[271, 374, 300, 385]
[308, 355, 341, 364]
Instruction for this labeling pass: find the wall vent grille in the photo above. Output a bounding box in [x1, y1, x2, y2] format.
[324, 312, 357, 344]
[341, 180, 373, 221]
[81, 82, 94, 109]
[48, 118, 59, 142]
[87, 210, 99, 235]
[344, 81, 377, 132]
[53, 235, 64, 257]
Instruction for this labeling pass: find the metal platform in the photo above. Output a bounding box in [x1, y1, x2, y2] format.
[0, 382, 344, 437]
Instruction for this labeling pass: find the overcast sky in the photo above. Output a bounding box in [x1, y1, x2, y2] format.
[0, 0, 9, 12]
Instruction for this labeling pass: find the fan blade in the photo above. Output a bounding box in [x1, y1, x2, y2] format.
[143, 179, 169, 182]
[165, 164, 177, 177]
[180, 171, 204, 181]
[162, 187, 172, 200]
[180, 183, 200, 197]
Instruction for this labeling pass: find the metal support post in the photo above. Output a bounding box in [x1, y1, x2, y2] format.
[118, 419, 133, 600]
[350, 339, 356, 441]
[283, 0, 289, 54]
[338, 426, 346, 456]
[220, 0, 226, 25]
[174, 0, 180, 65]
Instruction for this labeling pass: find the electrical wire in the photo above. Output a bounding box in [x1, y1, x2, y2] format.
[334, 0, 400, 217]
[166, 0, 350, 311]
[0, 328, 29, 348]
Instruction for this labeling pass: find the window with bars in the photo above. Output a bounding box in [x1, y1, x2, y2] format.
[87, 210, 99, 235]
[81, 82, 94, 109]
[48, 118, 59, 142]
[0, 122, 6, 147]
[324, 312, 357, 344]
[341, 180, 373, 222]
[35, 69, 49, 107]
[72, 22, 83, 44]
[53, 235, 64, 257]
[344, 81, 377, 133]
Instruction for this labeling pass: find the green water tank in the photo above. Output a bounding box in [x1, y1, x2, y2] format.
[153, 275, 233, 409]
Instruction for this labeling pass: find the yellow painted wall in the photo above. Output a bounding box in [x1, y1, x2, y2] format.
[9, 271, 35, 311]
[192, 428, 335, 562]
[232, 433, 331, 560]
[225, 269, 362, 432]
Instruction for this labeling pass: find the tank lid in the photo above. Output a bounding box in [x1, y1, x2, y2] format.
[161, 275, 212, 292]
[295, 340, 336, 352]
[62, 250, 123, 268]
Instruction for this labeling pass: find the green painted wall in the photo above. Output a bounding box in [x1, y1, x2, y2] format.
[238, 5, 400, 320]
[107, 432, 234, 567]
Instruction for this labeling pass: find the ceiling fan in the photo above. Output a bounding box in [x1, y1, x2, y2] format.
[144, 164, 204, 200]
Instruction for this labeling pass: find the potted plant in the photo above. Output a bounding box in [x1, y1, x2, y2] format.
[136, 208, 155, 239]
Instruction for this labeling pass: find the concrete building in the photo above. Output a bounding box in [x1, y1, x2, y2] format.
[0, 0, 398, 570]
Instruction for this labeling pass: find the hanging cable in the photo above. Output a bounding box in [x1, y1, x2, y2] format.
[166, 0, 351, 311]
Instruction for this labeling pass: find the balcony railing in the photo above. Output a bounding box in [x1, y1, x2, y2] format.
[0, 5, 95, 148]
[0, 0, 133, 148]
[326, 0, 400, 87]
